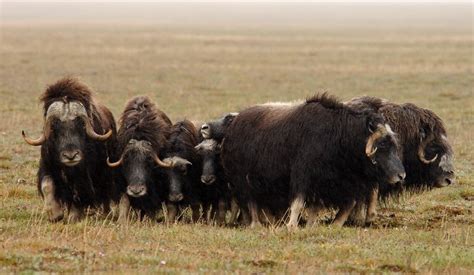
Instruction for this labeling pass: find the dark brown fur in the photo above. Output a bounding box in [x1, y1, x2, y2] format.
[37, 77, 117, 213]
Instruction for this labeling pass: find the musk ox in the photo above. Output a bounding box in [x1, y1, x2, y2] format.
[161, 119, 203, 223]
[346, 96, 455, 224]
[194, 139, 239, 225]
[22, 77, 116, 222]
[221, 94, 406, 228]
[200, 113, 238, 141]
[106, 96, 173, 222]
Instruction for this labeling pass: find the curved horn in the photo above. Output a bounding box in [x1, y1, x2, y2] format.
[367, 146, 378, 157]
[418, 136, 438, 164]
[22, 130, 45, 146]
[152, 151, 173, 168]
[365, 128, 383, 157]
[106, 155, 124, 168]
[21, 107, 57, 146]
[418, 147, 438, 164]
[83, 116, 112, 141]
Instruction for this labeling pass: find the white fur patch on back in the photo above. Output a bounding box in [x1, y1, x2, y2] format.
[259, 100, 303, 107]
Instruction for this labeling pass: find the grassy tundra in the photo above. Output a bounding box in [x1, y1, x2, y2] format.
[0, 22, 473, 273]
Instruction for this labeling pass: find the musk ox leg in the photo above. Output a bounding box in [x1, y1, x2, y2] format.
[216, 198, 227, 225]
[191, 204, 201, 223]
[40, 176, 64, 222]
[248, 201, 261, 228]
[306, 205, 322, 227]
[229, 198, 240, 225]
[68, 204, 84, 223]
[287, 195, 305, 230]
[347, 202, 366, 226]
[166, 202, 178, 223]
[365, 187, 379, 225]
[118, 194, 131, 224]
[333, 200, 357, 227]
[260, 208, 276, 225]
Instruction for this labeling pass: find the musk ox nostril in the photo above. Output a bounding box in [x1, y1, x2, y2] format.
[201, 175, 216, 185]
[445, 177, 454, 185]
[62, 151, 79, 160]
[127, 185, 146, 197]
[398, 172, 406, 181]
[201, 124, 209, 130]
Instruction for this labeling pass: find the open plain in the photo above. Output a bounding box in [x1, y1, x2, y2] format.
[0, 4, 473, 272]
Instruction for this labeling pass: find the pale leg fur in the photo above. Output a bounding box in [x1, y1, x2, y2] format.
[287, 195, 305, 230]
[333, 200, 357, 227]
[68, 204, 84, 223]
[216, 199, 227, 225]
[118, 194, 130, 224]
[166, 202, 178, 224]
[306, 205, 321, 227]
[229, 198, 240, 225]
[41, 176, 64, 222]
[248, 201, 261, 228]
[365, 187, 379, 224]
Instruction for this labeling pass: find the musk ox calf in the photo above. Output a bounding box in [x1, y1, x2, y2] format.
[346, 97, 455, 224]
[106, 96, 173, 222]
[221, 94, 406, 228]
[22, 78, 116, 222]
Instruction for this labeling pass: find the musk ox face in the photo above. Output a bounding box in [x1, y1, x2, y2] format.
[366, 122, 406, 185]
[162, 156, 192, 202]
[418, 127, 455, 188]
[195, 139, 221, 185]
[107, 139, 172, 198]
[54, 118, 87, 167]
[200, 113, 238, 140]
[22, 101, 112, 167]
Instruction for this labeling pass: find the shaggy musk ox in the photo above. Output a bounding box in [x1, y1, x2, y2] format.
[346, 97, 455, 224]
[106, 96, 173, 222]
[162, 120, 203, 222]
[221, 94, 406, 228]
[22, 78, 116, 222]
[195, 139, 239, 225]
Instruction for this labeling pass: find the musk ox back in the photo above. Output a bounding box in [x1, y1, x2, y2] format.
[106, 96, 173, 222]
[221, 93, 406, 228]
[22, 77, 117, 222]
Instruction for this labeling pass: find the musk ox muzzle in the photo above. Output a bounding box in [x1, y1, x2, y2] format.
[127, 184, 147, 197]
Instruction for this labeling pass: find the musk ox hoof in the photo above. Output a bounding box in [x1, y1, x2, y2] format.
[250, 221, 262, 229]
[67, 207, 84, 223]
[48, 212, 64, 223]
[365, 213, 377, 226]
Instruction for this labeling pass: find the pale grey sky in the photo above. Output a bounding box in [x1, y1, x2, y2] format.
[1, 2, 471, 29]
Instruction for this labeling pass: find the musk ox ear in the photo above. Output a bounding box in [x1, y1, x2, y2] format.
[367, 119, 377, 134]
[223, 113, 238, 126]
[419, 123, 431, 140]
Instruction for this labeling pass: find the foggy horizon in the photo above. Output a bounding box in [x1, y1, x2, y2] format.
[1, 2, 472, 30]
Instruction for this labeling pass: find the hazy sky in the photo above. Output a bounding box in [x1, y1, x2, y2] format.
[1, 2, 471, 29]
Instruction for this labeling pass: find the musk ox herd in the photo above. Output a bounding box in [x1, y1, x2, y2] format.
[22, 78, 455, 228]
